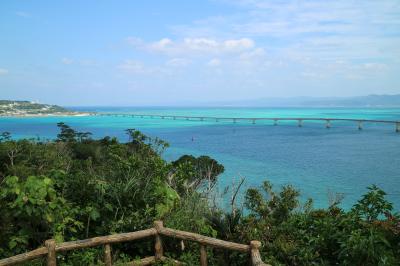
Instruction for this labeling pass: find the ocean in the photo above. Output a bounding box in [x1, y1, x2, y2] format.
[1, 107, 400, 210]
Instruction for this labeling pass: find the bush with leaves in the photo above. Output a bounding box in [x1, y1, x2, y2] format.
[0, 175, 82, 257]
[234, 182, 400, 265]
[0, 124, 222, 263]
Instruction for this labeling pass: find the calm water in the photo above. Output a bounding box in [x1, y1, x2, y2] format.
[1, 107, 400, 210]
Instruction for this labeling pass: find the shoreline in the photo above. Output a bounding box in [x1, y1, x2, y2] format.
[0, 112, 96, 118]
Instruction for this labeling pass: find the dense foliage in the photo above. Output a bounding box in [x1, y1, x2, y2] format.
[0, 125, 399, 265]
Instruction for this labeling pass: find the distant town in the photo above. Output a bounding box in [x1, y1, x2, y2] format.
[0, 100, 90, 117]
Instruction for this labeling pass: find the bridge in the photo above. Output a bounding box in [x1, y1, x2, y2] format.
[96, 113, 400, 132]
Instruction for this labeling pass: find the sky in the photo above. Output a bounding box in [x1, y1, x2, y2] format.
[0, 0, 400, 106]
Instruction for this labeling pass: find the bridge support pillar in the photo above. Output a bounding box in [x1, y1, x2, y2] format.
[326, 120, 331, 129]
[298, 119, 303, 127]
[358, 121, 363, 130]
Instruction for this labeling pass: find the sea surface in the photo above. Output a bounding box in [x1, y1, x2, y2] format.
[1, 107, 400, 210]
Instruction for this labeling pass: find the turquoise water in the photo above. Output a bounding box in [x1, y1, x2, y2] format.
[1, 107, 400, 210]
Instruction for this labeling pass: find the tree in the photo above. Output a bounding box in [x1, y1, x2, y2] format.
[170, 155, 224, 193]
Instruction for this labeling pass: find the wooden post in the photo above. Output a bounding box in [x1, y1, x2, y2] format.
[45, 239, 56, 266]
[274, 119, 278, 126]
[298, 119, 303, 127]
[200, 245, 207, 266]
[154, 221, 164, 261]
[326, 120, 331, 129]
[252, 119, 256, 124]
[233, 118, 237, 123]
[250, 241, 268, 266]
[358, 121, 363, 130]
[216, 118, 219, 122]
[396, 122, 400, 133]
[173, 116, 176, 120]
[104, 244, 112, 266]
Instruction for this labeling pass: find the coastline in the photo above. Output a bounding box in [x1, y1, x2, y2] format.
[0, 112, 95, 118]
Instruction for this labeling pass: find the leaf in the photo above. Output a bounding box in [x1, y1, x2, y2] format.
[105, 203, 113, 211]
[89, 208, 100, 221]
[46, 213, 54, 223]
[49, 202, 58, 210]
[43, 177, 52, 185]
[8, 240, 17, 249]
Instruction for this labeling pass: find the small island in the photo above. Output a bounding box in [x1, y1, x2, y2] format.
[0, 100, 91, 117]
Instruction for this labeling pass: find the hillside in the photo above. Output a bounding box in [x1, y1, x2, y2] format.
[0, 100, 83, 116]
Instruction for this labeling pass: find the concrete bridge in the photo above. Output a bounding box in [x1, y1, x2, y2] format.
[96, 113, 400, 132]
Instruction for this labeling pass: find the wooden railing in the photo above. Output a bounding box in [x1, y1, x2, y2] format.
[0, 221, 270, 266]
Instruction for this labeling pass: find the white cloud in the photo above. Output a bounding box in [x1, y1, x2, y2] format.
[61, 58, 100, 67]
[117, 60, 168, 75]
[61, 58, 73, 65]
[170, 0, 400, 65]
[223, 38, 254, 50]
[128, 37, 256, 56]
[301, 72, 325, 79]
[166, 58, 191, 67]
[150, 38, 174, 51]
[182, 38, 219, 52]
[239, 48, 266, 60]
[298, 59, 390, 81]
[207, 58, 221, 67]
[362, 63, 388, 71]
[117, 60, 147, 74]
[0, 68, 9, 75]
[120, 0, 399, 97]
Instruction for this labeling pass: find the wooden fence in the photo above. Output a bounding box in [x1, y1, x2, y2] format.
[0, 221, 269, 266]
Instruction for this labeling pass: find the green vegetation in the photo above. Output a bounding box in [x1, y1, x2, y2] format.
[0, 125, 399, 265]
[0, 100, 72, 116]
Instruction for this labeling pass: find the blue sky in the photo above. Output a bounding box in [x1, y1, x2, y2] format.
[1, 0, 400, 105]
